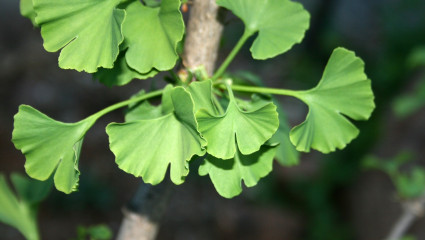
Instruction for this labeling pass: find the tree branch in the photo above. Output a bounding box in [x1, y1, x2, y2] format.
[183, 0, 224, 75]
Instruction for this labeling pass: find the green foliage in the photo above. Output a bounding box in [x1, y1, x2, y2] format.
[199, 144, 277, 198]
[107, 87, 206, 185]
[363, 152, 425, 199]
[122, 0, 184, 73]
[226, 72, 300, 166]
[12, 105, 97, 194]
[72, 224, 113, 240]
[15, 0, 376, 199]
[0, 173, 52, 240]
[290, 48, 375, 153]
[34, 0, 125, 72]
[217, 0, 310, 59]
[197, 85, 279, 159]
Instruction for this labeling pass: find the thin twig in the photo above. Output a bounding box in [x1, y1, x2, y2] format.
[386, 194, 425, 240]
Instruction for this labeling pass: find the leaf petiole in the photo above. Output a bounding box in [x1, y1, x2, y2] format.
[218, 83, 304, 99]
[90, 89, 164, 120]
[212, 29, 254, 81]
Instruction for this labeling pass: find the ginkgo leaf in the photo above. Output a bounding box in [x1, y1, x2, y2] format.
[199, 144, 277, 198]
[196, 87, 279, 159]
[12, 105, 97, 193]
[33, 0, 125, 72]
[242, 94, 299, 166]
[94, 51, 158, 87]
[122, 0, 184, 73]
[186, 80, 219, 114]
[217, 0, 310, 60]
[290, 48, 375, 153]
[20, 0, 38, 26]
[106, 87, 206, 185]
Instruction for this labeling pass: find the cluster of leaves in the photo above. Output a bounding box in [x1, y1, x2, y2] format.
[363, 151, 425, 199]
[0, 173, 52, 240]
[15, 0, 374, 199]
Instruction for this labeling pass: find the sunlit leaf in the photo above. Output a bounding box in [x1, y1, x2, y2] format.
[290, 48, 375, 153]
[94, 51, 158, 87]
[196, 87, 279, 159]
[217, 0, 310, 60]
[122, 0, 184, 73]
[33, 0, 125, 72]
[20, 0, 38, 26]
[199, 144, 277, 198]
[107, 87, 206, 185]
[12, 105, 96, 193]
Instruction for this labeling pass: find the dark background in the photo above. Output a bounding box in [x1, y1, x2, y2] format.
[1, 0, 425, 239]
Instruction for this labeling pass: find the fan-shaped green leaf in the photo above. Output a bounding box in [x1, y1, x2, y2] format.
[122, 0, 184, 73]
[94, 51, 158, 87]
[106, 87, 206, 185]
[225, 72, 300, 165]
[290, 48, 375, 153]
[217, 0, 310, 60]
[196, 87, 279, 159]
[12, 105, 96, 193]
[33, 0, 125, 72]
[199, 144, 277, 198]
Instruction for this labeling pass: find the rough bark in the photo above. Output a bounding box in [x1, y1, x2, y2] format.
[116, 1, 224, 239]
[183, 0, 224, 75]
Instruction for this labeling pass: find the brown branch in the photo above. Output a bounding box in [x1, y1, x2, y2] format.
[116, 1, 224, 239]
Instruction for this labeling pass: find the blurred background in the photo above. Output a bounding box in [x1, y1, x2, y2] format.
[1, 0, 425, 239]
